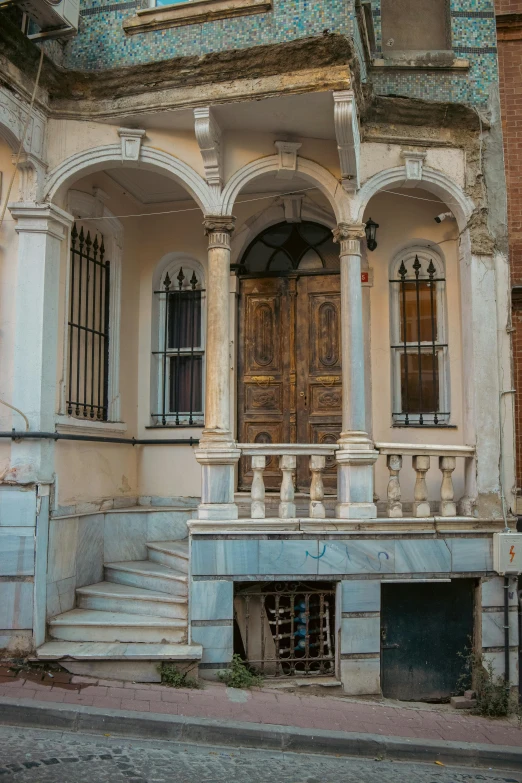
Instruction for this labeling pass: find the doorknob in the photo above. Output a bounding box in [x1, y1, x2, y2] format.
[299, 392, 305, 397]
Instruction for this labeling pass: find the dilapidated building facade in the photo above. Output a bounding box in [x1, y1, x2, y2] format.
[0, 0, 520, 699]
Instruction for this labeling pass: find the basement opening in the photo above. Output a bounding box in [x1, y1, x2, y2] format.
[234, 581, 336, 677]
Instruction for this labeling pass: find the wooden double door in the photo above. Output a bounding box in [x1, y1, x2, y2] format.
[238, 273, 342, 491]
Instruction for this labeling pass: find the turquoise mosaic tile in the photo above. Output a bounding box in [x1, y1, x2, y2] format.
[61, 0, 499, 110]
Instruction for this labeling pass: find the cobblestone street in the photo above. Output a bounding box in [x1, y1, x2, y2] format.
[0, 726, 520, 783]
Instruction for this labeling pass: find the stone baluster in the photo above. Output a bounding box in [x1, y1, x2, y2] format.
[251, 455, 266, 519]
[413, 455, 431, 517]
[309, 455, 326, 519]
[439, 456, 457, 517]
[279, 454, 297, 519]
[386, 454, 403, 518]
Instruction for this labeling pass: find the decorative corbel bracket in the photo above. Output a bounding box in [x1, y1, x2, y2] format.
[401, 150, 426, 188]
[194, 107, 223, 199]
[333, 90, 360, 192]
[11, 152, 47, 202]
[274, 141, 302, 180]
[118, 128, 146, 162]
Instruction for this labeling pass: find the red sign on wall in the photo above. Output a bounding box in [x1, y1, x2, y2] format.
[361, 272, 369, 283]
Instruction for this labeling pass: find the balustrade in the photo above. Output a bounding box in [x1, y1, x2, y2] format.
[236, 442, 475, 521]
[376, 443, 474, 519]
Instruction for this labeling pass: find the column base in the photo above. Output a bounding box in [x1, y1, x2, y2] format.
[197, 503, 239, 521]
[336, 445, 379, 521]
[195, 440, 241, 522]
[335, 501, 378, 520]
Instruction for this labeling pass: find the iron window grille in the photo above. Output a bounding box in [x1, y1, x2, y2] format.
[67, 223, 110, 421]
[390, 252, 449, 426]
[235, 582, 336, 677]
[152, 268, 204, 426]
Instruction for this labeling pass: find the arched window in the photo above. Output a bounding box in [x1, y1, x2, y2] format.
[152, 260, 205, 426]
[239, 221, 339, 274]
[389, 248, 449, 426]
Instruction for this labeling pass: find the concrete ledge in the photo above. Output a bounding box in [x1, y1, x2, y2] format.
[1, 698, 521, 770]
[124, 0, 271, 34]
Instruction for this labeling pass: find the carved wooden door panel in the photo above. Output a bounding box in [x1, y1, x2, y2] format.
[238, 277, 295, 490]
[295, 275, 342, 491]
[238, 273, 341, 493]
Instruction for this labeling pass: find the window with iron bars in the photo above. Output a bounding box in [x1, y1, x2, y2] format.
[67, 223, 111, 421]
[234, 582, 336, 678]
[390, 249, 449, 426]
[152, 267, 204, 426]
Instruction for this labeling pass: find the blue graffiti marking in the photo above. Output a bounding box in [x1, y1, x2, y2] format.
[306, 544, 326, 560]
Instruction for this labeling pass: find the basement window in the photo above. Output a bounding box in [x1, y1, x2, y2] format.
[234, 581, 336, 678]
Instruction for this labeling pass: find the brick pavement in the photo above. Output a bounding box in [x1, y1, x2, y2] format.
[0, 665, 521, 747]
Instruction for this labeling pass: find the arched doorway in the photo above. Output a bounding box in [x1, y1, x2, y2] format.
[237, 221, 341, 491]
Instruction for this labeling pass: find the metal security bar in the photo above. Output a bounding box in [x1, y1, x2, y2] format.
[67, 224, 110, 420]
[152, 268, 204, 426]
[235, 582, 336, 677]
[390, 255, 447, 425]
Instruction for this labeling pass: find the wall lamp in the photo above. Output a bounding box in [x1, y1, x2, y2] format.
[365, 217, 379, 251]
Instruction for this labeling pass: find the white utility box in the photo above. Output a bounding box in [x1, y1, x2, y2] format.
[0, 0, 80, 37]
[493, 532, 522, 575]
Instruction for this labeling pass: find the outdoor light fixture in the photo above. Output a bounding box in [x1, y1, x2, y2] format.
[365, 217, 379, 251]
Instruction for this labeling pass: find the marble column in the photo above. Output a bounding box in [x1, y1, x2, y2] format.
[333, 223, 378, 519]
[7, 203, 73, 485]
[195, 216, 240, 521]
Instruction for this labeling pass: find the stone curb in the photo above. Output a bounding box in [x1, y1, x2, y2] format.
[1, 697, 521, 770]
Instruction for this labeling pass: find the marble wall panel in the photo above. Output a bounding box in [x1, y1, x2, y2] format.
[147, 511, 190, 542]
[482, 650, 519, 686]
[340, 658, 381, 695]
[0, 488, 36, 527]
[481, 611, 518, 648]
[191, 540, 259, 576]
[104, 513, 148, 563]
[191, 624, 233, 664]
[76, 514, 104, 588]
[0, 582, 33, 629]
[481, 576, 518, 608]
[46, 576, 77, 618]
[0, 630, 33, 654]
[341, 616, 380, 654]
[341, 580, 380, 613]
[0, 529, 35, 576]
[190, 580, 233, 621]
[450, 538, 492, 572]
[395, 540, 451, 573]
[318, 540, 395, 575]
[258, 540, 319, 575]
[47, 518, 78, 583]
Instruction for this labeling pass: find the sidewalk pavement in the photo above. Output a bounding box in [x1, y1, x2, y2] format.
[0, 665, 521, 749]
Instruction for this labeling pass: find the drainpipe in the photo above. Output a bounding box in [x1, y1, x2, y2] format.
[504, 576, 510, 696]
[519, 580, 522, 703]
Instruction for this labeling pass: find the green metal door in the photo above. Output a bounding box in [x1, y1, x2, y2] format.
[381, 580, 475, 701]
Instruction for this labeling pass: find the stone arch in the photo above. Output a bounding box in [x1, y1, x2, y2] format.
[353, 165, 474, 231]
[220, 155, 350, 224]
[44, 144, 215, 214]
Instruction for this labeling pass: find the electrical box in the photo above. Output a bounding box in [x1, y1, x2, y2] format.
[0, 0, 80, 38]
[493, 532, 522, 575]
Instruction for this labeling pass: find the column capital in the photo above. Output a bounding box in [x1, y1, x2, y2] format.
[333, 223, 366, 256]
[203, 215, 236, 249]
[9, 202, 74, 240]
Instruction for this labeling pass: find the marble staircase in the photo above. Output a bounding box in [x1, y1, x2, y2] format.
[37, 540, 202, 682]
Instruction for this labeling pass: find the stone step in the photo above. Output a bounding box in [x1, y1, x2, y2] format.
[105, 561, 188, 596]
[147, 540, 189, 572]
[49, 609, 187, 644]
[36, 641, 202, 682]
[76, 581, 187, 620]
